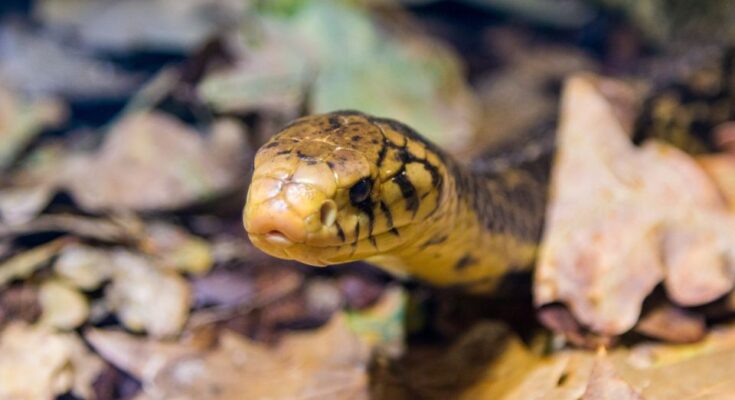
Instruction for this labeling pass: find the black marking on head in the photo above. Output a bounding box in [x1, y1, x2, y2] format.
[379, 201, 395, 230]
[454, 254, 477, 271]
[296, 150, 317, 162]
[376, 142, 388, 168]
[424, 163, 442, 188]
[369, 116, 448, 164]
[264, 141, 280, 149]
[351, 135, 362, 142]
[276, 150, 290, 155]
[326, 161, 335, 169]
[327, 116, 342, 131]
[335, 221, 346, 242]
[420, 234, 448, 250]
[392, 169, 419, 215]
[357, 201, 375, 244]
[352, 221, 360, 249]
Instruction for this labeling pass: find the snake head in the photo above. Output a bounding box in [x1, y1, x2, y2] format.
[244, 111, 447, 266]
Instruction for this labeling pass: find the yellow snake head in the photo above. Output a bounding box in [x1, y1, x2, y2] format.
[243, 111, 451, 267]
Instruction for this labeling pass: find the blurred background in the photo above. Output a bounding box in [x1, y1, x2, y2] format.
[0, 0, 734, 399]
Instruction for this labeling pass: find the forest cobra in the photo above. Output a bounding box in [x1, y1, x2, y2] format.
[243, 53, 735, 293]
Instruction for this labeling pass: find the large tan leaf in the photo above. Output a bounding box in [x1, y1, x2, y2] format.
[535, 74, 735, 336]
[64, 113, 247, 212]
[0, 322, 103, 399]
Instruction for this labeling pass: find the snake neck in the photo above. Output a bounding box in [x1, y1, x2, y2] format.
[369, 153, 549, 293]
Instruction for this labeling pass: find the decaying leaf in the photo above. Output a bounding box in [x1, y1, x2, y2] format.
[106, 250, 192, 338]
[346, 285, 406, 356]
[38, 279, 90, 330]
[0, 284, 41, 328]
[35, 0, 247, 52]
[535, 74, 735, 336]
[197, 24, 310, 116]
[634, 300, 705, 343]
[0, 322, 103, 399]
[54, 243, 114, 291]
[85, 327, 208, 383]
[0, 238, 69, 287]
[377, 319, 735, 399]
[140, 222, 214, 275]
[89, 314, 369, 400]
[199, 2, 480, 152]
[63, 112, 248, 212]
[0, 213, 146, 243]
[0, 84, 66, 169]
[698, 154, 735, 210]
[0, 184, 55, 226]
[0, 25, 138, 98]
[582, 355, 643, 400]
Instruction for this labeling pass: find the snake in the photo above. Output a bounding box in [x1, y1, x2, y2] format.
[243, 51, 735, 294]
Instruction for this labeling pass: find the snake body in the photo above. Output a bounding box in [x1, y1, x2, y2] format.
[244, 52, 735, 292]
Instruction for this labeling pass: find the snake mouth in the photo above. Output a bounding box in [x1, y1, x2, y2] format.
[263, 231, 294, 246]
[248, 223, 413, 266]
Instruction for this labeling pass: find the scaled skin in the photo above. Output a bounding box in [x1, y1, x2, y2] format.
[243, 111, 544, 292]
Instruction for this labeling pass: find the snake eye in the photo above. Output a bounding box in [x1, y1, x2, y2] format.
[349, 178, 372, 204]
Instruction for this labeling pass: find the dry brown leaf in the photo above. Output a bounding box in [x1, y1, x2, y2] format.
[0, 84, 66, 169]
[54, 243, 114, 290]
[106, 250, 192, 338]
[0, 213, 146, 242]
[85, 328, 207, 383]
[582, 356, 642, 400]
[698, 154, 735, 210]
[535, 74, 735, 336]
[0, 184, 55, 225]
[140, 222, 214, 275]
[0, 322, 103, 399]
[0, 284, 41, 328]
[0, 25, 138, 98]
[89, 315, 369, 400]
[634, 301, 705, 343]
[378, 320, 735, 399]
[35, 0, 246, 52]
[63, 112, 247, 212]
[0, 237, 70, 287]
[38, 279, 90, 330]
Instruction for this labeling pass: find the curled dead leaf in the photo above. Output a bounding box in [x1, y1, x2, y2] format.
[89, 315, 369, 400]
[63, 112, 248, 212]
[0, 322, 103, 399]
[54, 243, 114, 291]
[535, 74, 735, 336]
[106, 250, 192, 338]
[0, 237, 70, 287]
[0, 84, 66, 169]
[38, 279, 90, 330]
[140, 222, 214, 275]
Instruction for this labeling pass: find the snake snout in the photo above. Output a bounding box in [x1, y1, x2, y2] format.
[244, 172, 341, 247]
[244, 197, 307, 245]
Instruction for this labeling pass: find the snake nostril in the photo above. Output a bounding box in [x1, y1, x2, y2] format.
[319, 200, 337, 227]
